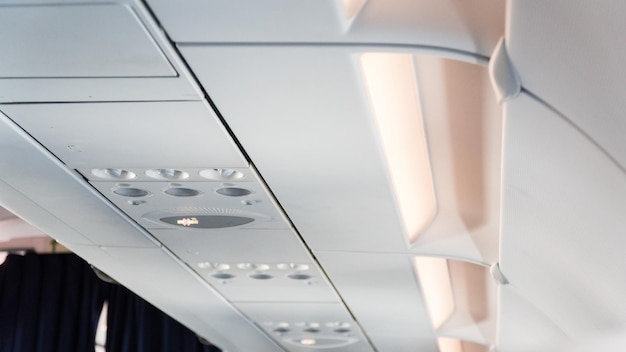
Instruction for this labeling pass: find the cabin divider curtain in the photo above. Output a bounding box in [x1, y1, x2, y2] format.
[106, 284, 220, 352]
[0, 253, 220, 352]
[0, 253, 108, 352]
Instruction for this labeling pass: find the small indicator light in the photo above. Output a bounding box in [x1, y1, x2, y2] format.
[177, 217, 199, 226]
[300, 338, 316, 346]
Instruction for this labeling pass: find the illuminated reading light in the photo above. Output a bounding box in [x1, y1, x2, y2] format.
[414, 257, 455, 329]
[300, 338, 317, 346]
[177, 217, 199, 226]
[361, 53, 437, 244]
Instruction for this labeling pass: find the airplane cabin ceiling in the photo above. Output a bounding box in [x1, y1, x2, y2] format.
[0, 1, 624, 352]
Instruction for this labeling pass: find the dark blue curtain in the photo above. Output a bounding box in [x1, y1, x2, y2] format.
[0, 253, 107, 352]
[0, 253, 221, 352]
[106, 284, 220, 352]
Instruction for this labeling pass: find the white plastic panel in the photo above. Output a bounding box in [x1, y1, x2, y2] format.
[152, 228, 338, 303]
[235, 302, 375, 352]
[181, 45, 410, 253]
[153, 228, 314, 264]
[90, 180, 289, 230]
[192, 262, 338, 303]
[500, 93, 626, 341]
[0, 177, 93, 246]
[0, 111, 156, 247]
[0, 0, 202, 103]
[315, 251, 438, 352]
[2, 101, 247, 169]
[182, 46, 502, 262]
[147, 0, 504, 57]
[0, 4, 175, 78]
[82, 167, 253, 182]
[67, 244, 284, 352]
[497, 287, 569, 352]
[507, 0, 626, 169]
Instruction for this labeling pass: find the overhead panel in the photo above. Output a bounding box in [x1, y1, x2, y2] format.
[0, 76, 309, 352]
[235, 302, 376, 352]
[181, 45, 502, 264]
[0, 0, 201, 102]
[68, 244, 284, 352]
[89, 179, 289, 230]
[181, 45, 410, 253]
[315, 252, 438, 352]
[147, 0, 504, 57]
[0, 111, 156, 247]
[182, 44, 504, 351]
[1, 101, 248, 169]
[152, 228, 339, 303]
[499, 93, 626, 344]
[154, 228, 309, 264]
[0, 4, 175, 78]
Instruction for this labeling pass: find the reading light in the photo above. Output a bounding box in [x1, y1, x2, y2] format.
[197, 262, 230, 271]
[277, 263, 310, 271]
[197, 262, 212, 269]
[200, 168, 244, 180]
[285, 336, 358, 348]
[92, 168, 135, 180]
[237, 263, 270, 271]
[300, 338, 317, 346]
[145, 168, 189, 180]
[361, 53, 437, 244]
[241, 200, 261, 205]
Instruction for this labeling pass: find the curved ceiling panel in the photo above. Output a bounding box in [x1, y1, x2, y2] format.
[507, 0, 626, 170]
[500, 93, 626, 343]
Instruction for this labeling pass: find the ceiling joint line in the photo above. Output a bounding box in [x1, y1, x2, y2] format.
[522, 88, 626, 175]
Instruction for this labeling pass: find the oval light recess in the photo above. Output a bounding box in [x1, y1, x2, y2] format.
[164, 187, 201, 197]
[113, 187, 149, 197]
[216, 187, 252, 197]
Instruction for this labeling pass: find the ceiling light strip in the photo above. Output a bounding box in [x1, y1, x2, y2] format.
[360, 52, 437, 245]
